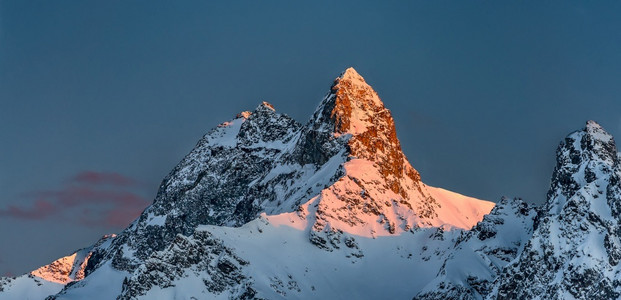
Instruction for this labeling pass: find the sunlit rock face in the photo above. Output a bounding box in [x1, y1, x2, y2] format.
[490, 121, 621, 300]
[299, 68, 493, 244]
[300, 67, 418, 189]
[0, 234, 116, 299]
[31, 235, 116, 284]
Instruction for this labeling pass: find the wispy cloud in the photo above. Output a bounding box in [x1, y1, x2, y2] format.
[0, 171, 150, 228]
[0, 200, 57, 220]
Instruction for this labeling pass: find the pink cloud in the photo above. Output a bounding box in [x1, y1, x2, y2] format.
[0, 200, 57, 220]
[31, 187, 148, 208]
[100, 205, 145, 227]
[71, 171, 140, 187]
[2, 171, 150, 228]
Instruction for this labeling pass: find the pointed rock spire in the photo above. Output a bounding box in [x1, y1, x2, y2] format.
[327, 67, 388, 135]
[238, 101, 301, 148]
[254, 101, 276, 114]
[548, 120, 619, 205]
[301, 67, 420, 196]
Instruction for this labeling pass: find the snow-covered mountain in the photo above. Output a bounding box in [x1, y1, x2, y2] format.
[490, 121, 621, 299]
[413, 120, 621, 300]
[2, 68, 619, 300]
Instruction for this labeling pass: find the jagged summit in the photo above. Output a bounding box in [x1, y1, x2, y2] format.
[548, 120, 619, 206]
[337, 67, 369, 89]
[255, 101, 275, 113]
[414, 121, 621, 300]
[326, 67, 388, 135]
[586, 119, 605, 130]
[570, 120, 614, 148]
[340, 66, 361, 78]
[292, 68, 493, 241]
[235, 110, 252, 119]
[302, 67, 416, 193]
[29, 234, 116, 285]
[572, 120, 614, 147]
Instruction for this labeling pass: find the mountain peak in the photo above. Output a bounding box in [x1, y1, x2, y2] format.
[235, 111, 252, 119]
[547, 120, 619, 211]
[494, 129, 621, 299]
[584, 119, 614, 143]
[254, 101, 276, 114]
[586, 119, 602, 129]
[339, 67, 365, 82]
[564, 120, 617, 165]
[329, 68, 384, 128]
[297, 68, 422, 200]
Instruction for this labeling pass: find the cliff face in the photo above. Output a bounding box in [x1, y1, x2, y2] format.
[30, 235, 116, 284]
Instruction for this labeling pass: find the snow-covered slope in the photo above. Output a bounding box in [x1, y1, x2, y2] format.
[3, 67, 497, 299]
[414, 197, 536, 300]
[116, 216, 464, 299]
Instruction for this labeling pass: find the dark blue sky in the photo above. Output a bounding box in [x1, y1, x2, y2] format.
[1, 1, 621, 275]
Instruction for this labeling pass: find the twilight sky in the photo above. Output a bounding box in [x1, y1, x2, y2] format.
[1, 1, 621, 276]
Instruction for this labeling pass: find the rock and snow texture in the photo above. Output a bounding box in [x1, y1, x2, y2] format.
[0, 234, 115, 300]
[115, 217, 463, 300]
[490, 121, 621, 299]
[414, 197, 536, 300]
[2, 67, 505, 300]
[5, 69, 621, 300]
[77, 67, 495, 276]
[414, 121, 621, 300]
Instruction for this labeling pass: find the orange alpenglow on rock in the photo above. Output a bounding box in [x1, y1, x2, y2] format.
[283, 67, 495, 241]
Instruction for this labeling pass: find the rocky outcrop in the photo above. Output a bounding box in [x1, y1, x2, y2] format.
[31, 234, 116, 284]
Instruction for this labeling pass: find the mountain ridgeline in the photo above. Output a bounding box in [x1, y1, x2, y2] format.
[1, 68, 620, 300]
